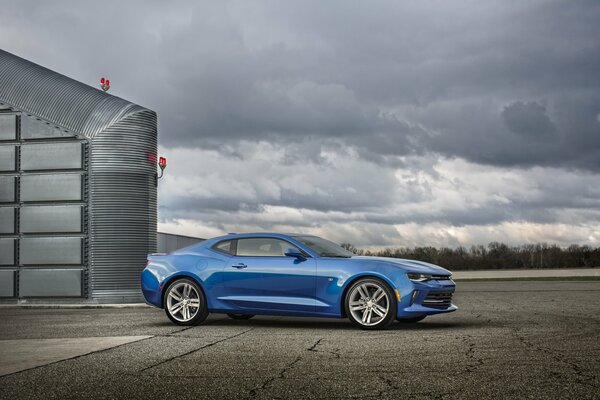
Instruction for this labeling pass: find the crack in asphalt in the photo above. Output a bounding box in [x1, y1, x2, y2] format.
[307, 338, 341, 359]
[307, 338, 323, 352]
[248, 356, 303, 398]
[248, 337, 326, 398]
[512, 327, 599, 390]
[139, 326, 255, 373]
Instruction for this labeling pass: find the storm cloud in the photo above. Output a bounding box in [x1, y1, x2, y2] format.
[1, 0, 599, 246]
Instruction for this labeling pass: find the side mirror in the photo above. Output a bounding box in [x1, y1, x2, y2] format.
[284, 248, 306, 260]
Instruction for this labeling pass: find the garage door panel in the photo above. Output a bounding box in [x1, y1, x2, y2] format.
[0, 146, 16, 171]
[0, 207, 15, 234]
[20, 205, 82, 233]
[0, 238, 15, 265]
[21, 142, 83, 170]
[19, 269, 82, 297]
[20, 237, 82, 265]
[21, 116, 76, 140]
[0, 114, 17, 141]
[0, 176, 16, 203]
[20, 174, 82, 202]
[0, 270, 15, 297]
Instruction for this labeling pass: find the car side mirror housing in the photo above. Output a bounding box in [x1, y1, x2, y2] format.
[285, 248, 306, 260]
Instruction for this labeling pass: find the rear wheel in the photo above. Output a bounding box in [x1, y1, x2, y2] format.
[345, 278, 396, 330]
[164, 279, 208, 326]
[227, 314, 255, 320]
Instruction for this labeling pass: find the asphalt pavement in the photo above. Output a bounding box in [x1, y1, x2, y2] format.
[0, 281, 599, 399]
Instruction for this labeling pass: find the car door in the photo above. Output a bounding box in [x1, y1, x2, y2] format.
[222, 237, 316, 313]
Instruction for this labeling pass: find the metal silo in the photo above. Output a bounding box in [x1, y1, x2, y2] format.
[0, 49, 157, 303]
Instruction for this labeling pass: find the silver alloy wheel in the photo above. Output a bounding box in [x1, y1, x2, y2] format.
[348, 282, 390, 326]
[166, 281, 201, 323]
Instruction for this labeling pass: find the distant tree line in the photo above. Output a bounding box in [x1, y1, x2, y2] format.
[340, 242, 600, 270]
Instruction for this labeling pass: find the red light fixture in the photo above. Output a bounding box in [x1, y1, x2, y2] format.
[157, 156, 167, 180]
[100, 76, 110, 92]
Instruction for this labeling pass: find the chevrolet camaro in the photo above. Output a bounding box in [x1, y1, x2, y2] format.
[141, 233, 456, 330]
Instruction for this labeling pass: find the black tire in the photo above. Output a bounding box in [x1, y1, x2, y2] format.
[344, 277, 397, 330]
[227, 314, 255, 320]
[163, 278, 209, 326]
[397, 316, 426, 323]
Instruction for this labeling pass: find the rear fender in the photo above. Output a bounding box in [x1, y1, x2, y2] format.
[159, 272, 206, 308]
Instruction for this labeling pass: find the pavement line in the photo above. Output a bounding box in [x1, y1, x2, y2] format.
[0, 336, 152, 377]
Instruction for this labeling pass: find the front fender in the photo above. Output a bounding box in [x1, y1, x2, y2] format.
[338, 271, 403, 315]
[316, 258, 408, 317]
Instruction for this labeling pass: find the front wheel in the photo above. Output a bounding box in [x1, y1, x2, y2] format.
[164, 279, 209, 326]
[345, 278, 396, 330]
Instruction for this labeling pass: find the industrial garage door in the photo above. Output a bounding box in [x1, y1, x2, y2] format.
[0, 112, 88, 299]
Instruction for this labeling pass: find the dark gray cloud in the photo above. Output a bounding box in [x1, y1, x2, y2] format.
[2, 1, 599, 168]
[1, 0, 600, 245]
[502, 102, 556, 140]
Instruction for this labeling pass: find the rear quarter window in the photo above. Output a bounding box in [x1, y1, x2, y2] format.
[212, 240, 234, 255]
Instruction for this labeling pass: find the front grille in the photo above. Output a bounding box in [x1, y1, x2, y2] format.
[431, 275, 452, 280]
[423, 292, 453, 308]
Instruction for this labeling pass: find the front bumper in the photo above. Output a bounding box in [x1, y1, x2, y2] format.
[397, 279, 457, 318]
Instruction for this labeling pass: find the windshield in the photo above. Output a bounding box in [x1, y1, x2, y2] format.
[293, 236, 354, 258]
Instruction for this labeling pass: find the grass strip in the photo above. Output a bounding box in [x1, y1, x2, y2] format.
[454, 276, 600, 282]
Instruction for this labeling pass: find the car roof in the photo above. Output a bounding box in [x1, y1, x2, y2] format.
[196, 232, 316, 250]
[213, 232, 314, 240]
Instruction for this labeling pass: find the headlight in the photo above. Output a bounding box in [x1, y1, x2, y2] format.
[407, 273, 432, 282]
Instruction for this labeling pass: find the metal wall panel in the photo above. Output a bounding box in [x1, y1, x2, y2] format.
[20, 205, 82, 233]
[21, 116, 75, 140]
[0, 238, 15, 265]
[0, 114, 17, 141]
[90, 110, 157, 302]
[21, 142, 82, 170]
[0, 207, 15, 234]
[0, 50, 147, 139]
[0, 270, 15, 297]
[20, 174, 82, 202]
[20, 269, 82, 297]
[157, 232, 204, 253]
[0, 146, 16, 171]
[20, 237, 82, 265]
[0, 176, 16, 203]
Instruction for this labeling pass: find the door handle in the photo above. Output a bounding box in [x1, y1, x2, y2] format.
[231, 263, 248, 269]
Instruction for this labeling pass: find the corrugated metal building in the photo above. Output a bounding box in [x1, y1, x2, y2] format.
[157, 232, 204, 254]
[0, 49, 157, 303]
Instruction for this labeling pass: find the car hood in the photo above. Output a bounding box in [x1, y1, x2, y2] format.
[351, 256, 452, 275]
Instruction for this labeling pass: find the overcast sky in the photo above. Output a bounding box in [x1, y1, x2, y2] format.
[2, 1, 599, 247]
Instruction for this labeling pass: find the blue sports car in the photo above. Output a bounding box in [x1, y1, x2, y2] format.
[142, 233, 456, 330]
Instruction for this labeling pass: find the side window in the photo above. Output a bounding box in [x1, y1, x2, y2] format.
[212, 240, 233, 255]
[236, 238, 299, 257]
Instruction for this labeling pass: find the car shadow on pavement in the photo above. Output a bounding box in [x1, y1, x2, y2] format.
[160, 315, 495, 331]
